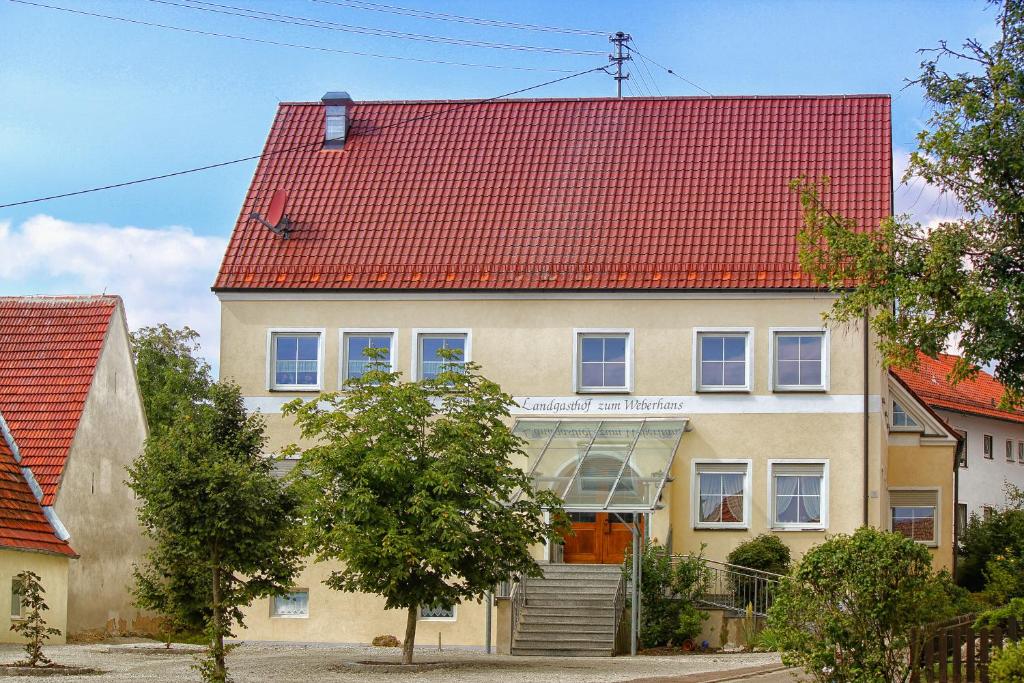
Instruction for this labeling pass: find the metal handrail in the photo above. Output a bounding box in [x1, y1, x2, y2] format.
[670, 555, 782, 617]
[509, 572, 526, 648]
[612, 568, 627, 652]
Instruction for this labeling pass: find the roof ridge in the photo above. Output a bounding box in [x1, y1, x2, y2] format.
[278, 93, 893, 106]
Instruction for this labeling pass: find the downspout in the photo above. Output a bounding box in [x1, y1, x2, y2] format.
[863, 310, 870, 527]
[953, 439, 961, 578]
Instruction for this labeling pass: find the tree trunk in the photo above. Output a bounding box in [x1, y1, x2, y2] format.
[402, 605, 417, 665]
[211, 564, 226, 683]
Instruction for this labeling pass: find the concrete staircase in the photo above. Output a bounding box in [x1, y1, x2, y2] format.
[511, 563, 622, 657]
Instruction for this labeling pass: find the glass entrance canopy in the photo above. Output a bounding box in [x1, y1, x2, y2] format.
[511, 419, 687, 512]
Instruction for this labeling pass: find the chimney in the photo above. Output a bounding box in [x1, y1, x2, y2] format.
[322, 91, 353, 149]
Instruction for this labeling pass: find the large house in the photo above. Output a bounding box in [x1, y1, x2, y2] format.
[896, 353, 1024, 529]
[215, 93, 959, 653]
[0, 297, 149, 641]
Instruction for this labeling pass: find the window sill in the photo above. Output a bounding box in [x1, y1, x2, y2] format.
[696, 387, 751, 394]
[576, 387, 631, 394]
[269, 386, 322, 393]
[418, 617, 457, 622]
[693, 524, 748, 531]
[773, 386, 828, 393]
[270, 614, 309, 619]
[769, 526, 826, 532]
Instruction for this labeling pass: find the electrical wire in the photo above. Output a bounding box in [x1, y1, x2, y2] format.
[624, 45, 713, 96]
[148, 0, 605, 56]
[7, 0, 579, 72]
[310, 0, 607, 37]
[0, 65, 611, 209]
[629, 40, 663, 97]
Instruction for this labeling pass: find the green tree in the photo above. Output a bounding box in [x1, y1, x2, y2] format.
[9, 571, 61, 667]
[127, 381, 303, 683]
[793, 0, 1024, 406]
[958, 484, 1024, 598]
[131, 324, 212, 435]
[763, 527, 969, 683]
[284, 348, 566, 665]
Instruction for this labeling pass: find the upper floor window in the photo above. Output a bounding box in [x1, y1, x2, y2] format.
[270, 331, 322, 390]
[695, 329, 751, 392]
[693, 461, 750, 529]
[576, 331, 631, 393]
[416, 332, 468, 380]
[769, 461, 827, 530]
[956, 430, 968, 468]
[342, 331, 394, 383]
[890, 489, 938, 546]
[891, 401, 919, 429]
[983, 434, 994, 459]
[1008, 439, 1016, 463]
[1018, 441, 1023, 465]
[772, 330, 827, 391]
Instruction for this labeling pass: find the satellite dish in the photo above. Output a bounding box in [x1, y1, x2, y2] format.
[250, 189, 294, 239]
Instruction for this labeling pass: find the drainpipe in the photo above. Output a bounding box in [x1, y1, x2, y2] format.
[863, 310, 870, 527]
[484, 590, 492, 654]
[953, 442, 961, 577]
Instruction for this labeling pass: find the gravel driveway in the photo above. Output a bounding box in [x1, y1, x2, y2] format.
[0, 642, 783, 682]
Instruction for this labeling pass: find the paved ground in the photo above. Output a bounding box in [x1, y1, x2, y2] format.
[0, 642, 783, 682]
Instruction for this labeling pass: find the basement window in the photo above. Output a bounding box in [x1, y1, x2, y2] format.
[419, 602, 455, 621]
[271, 590, 309, 618]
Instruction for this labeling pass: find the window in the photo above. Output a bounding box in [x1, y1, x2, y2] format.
[10, 578, 23, 619]
[956, 430, 968, 468]
[342, 331, 394, 382]
[983, 434, 993, 459]
[271, 590, 309, 618]
[890, 490, 938, 545]
[575, 331, 631, 392]
[769, 461, 827, 529]
[983, 505, 995, 520]
[269, 331, 322, 390]
[695, 330, 751, 392]
[693, 461, 749, 529]
[772, 330, 827, 391]
[419, 602, 455, 620]
[1019, 442, 1024, 465]
[416, 332, 468, 380]
[1008, 440, 1016, 463]
[956, 503, 968, 540]
[891, 401, 919, 428]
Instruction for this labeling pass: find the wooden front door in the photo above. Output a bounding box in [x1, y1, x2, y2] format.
[563, 512, 641, 564]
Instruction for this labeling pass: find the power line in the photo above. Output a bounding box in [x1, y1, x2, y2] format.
[8, 0, 578, 72]
[147, 0, 605, 56]
[0, 65, 610, 210]
[629, 40, 663, 97]
[310, 0, 607, 37]
[625, 45, 713, 96]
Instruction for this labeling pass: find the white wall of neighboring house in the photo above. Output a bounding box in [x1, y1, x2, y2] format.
[936, 410, 1024, 518]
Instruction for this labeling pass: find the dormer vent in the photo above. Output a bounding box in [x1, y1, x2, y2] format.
[322, 91, 353, 150]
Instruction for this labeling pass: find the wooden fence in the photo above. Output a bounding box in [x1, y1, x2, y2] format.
[910, 614, 1020, 682]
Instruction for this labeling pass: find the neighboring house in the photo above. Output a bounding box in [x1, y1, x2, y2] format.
[895, 353, 1024, 531]
[215, 93, 958, 651]
[0, 414, 76, 644]
[0, 297, 149, 638]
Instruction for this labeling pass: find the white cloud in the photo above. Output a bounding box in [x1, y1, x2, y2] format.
[0, 214, 227, 369]
[892, 147, 966, 229]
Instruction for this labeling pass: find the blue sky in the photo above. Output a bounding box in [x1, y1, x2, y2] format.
[0, 0, 994, 367]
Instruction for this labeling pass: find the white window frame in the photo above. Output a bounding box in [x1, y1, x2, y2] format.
[339, 328, 398, 386]
[1007, 439, 1016, 463]
[270, 589, 310, 619]
[266, 328, 326, 392]
[418, 603, 457, 622]
[573, 328, 634, 394]
[10, 578, 24, 620]
[983, 434, 993, 459]
[888, 487, 940, 548]
[1018, 441, 1024, 465]
[767, 459, 829, 531]
[690, 459, 752, 530]
[692, 327, 754, 393]
[889, 400, 922, 431]
[411, 329, 472, 381]
[769, 327, 829, 392]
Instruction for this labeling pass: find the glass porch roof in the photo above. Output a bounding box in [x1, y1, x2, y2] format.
[511, 418, 687, 512]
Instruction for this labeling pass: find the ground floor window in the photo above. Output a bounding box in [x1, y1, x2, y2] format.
[271, 590, 309, 618]
[692, 461, 749, 529]
[10, 578, 23, 619]
[419, 602, 455, 620]
[956, 503, 968, 540]
[769, 461, 827, 529]
[889, 489, 938, 545]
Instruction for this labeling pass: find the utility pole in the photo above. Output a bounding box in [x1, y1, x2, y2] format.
[609, 32, 632, 98]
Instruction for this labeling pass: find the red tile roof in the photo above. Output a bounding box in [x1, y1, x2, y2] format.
[0, 428, 75, 557]
[215, 95, 892, 291]
[894, 353, 1024, 425]
[0, 297, 118, 505]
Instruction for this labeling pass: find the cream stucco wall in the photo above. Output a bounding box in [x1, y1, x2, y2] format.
[53, 303, 150, 636]
[0, 549, 70, 644]
[219, 292, 898, 645]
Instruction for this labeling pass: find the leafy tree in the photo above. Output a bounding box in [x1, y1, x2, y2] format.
[127, 381, 303, 683]
[763, 527, 969, 683]
[284, 348, 566, 665]
[9, 571, 61, 667]
[131, 324, 212, 435]
[623, 541, 709, 648]
[793, 0, 1024, 406]
[958, 484, 1024, 598]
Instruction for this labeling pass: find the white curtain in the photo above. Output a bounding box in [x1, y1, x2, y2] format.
[801, 475, 821, 523]
[775, 475, 799, 523]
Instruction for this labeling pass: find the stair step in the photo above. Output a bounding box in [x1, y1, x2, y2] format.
[515, 631, 614, 643]
[526, 586, 619, 595]
[518, 621, 614, 633]
[526, 597, 617, 607]
[511, 648, 612, 657]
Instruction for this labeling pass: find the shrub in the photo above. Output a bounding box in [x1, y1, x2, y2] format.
[990, 640, 1024, 683]
[975, 598, 1024, 630]
[624, 542, 710, 648]
[371, 634, 400, 647]
[9, 571, 61, 667]
[727, 534, 791, 576]
[763, 527, 969, 683]
[957, 484, 1024, 596]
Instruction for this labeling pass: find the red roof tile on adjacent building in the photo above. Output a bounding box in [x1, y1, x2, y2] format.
[0, 430, 75, 557]
[0, 297, 118, 505]
[894, 353, 1024, 425]
[215, 95, 892, 291]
